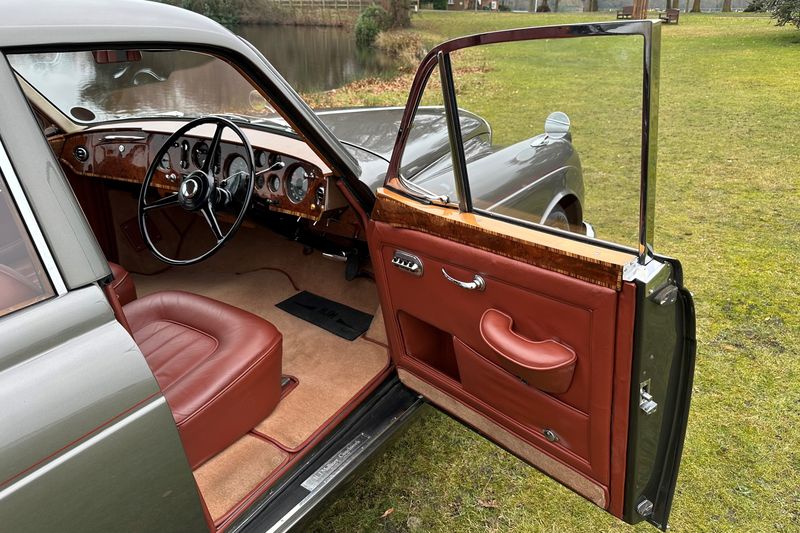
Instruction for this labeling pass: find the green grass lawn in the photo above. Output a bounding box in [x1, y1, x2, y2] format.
[308, 12, 800, 532]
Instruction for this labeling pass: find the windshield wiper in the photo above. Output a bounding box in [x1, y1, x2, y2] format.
[149, 111, 185, 118]
[214, 112, 252, 124]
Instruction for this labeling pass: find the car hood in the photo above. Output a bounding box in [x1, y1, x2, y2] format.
[315, 107, 490, 192]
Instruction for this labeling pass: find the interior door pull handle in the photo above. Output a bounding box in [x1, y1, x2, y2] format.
[442, 268, 485, 291]
[479, 309, 577, 394]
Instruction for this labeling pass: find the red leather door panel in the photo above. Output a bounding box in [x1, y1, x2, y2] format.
[368, 218, 637, 513]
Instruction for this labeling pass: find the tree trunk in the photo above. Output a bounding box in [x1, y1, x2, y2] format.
[583, 0, 597, 11]
[721, 0, 731, 10]
[665, 0, 672, 9]
[383, 0, 411, 26]
[633, 0, 648, 17]
[553, 0, 559, 11]
[690, 0, 701, 12]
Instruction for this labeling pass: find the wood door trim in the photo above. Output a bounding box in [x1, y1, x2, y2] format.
[372, 188, 634, 290]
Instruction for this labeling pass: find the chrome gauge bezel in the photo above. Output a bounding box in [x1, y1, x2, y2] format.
[267, 174, 281, 194]
[285, 164, 310, 204]
[225, 154, 249, 193]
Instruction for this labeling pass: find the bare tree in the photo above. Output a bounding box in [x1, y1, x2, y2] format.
[690, 0, 701, 11]
[633, 0, 648, 17]
[583, 0, 598, 11]
[722, 0, 732, 10]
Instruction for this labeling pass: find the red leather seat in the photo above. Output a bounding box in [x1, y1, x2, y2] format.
[119, 281, 282, 469]
[108, 261, 136, 306]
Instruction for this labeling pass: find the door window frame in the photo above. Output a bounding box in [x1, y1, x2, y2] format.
[385, 20, 661, 265]
[0, 137, 67, 301]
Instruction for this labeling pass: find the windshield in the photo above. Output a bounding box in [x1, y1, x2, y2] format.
[9, 49, 292, 131]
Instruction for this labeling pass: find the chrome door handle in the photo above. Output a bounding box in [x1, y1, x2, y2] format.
[442, 268, 485, 291]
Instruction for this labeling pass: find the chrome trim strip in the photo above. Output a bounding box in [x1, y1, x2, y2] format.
[484, 165, 569, 212]
[0, 139, 67, 295]
[0, 397, 166, 499]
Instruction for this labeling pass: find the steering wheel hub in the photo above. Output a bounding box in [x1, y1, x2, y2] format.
[178, 171, 214, 211]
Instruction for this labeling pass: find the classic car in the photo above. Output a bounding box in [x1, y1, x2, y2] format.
[0, 2, 695, 532]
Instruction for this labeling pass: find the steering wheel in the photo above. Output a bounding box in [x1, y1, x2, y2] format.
[138, 116, 255, 265]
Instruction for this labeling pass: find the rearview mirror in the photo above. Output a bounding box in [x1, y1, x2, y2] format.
[92, 50, 142, 64]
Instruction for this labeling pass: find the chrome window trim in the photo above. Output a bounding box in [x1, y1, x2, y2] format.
[0, 138, 67, 296]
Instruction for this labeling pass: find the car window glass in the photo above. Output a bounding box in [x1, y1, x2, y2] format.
[0, 172, 54, 317]
[399, 64, 460, 204]
[8, 50, 292, 132]
[446, 36, 644, 247]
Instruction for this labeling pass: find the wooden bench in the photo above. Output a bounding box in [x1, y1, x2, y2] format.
[659, 8, 680, 24]
[616, 5, 633, 19]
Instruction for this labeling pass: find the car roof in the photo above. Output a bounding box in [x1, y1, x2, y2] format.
[0, 0, 232, 49]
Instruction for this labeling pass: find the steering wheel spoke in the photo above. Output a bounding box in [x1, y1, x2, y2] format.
[201, 202, 225, 243]
[203, 123, 225, 173]
[142, 192, 179, 212]
[139, 116, 255, 265]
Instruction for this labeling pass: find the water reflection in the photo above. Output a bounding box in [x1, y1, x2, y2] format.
[237, 25, 397, 93]
[12, 51, 265, 123]
[10, 25, 397, 124]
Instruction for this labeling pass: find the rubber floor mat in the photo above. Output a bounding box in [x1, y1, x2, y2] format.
[276, 291, 373, 341]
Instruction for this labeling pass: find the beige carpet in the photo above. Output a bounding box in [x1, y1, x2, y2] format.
[193, 434, 288, 522]
[133, 225, 389, 452]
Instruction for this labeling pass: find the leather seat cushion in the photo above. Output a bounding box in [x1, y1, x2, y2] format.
[108, 261, 137, 306]
[124, 290, 282, 468]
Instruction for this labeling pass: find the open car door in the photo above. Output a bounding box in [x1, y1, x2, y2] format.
[365, 21, 695, 530]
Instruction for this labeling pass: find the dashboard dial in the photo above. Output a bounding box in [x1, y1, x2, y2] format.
[225, 155, 249, 193]
[159, 152, 171, 171]
[268, 174, 281, 193]
[192, 141, 209, 168]
[255, 150, 269, 167]
[286, 166, 309, 204]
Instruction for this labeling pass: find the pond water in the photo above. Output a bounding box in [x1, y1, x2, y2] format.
[237, 24, 398, 93]
[8, 24, 397, 125]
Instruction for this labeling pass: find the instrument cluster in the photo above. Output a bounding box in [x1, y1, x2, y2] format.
[157, 138, 332, 220]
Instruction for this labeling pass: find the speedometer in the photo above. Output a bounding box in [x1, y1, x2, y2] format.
[286, 166, 309, 204]
[225, 155, 249, 193]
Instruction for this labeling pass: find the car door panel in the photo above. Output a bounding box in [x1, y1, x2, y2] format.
[368, 206, 639, 511]
[0, 285, 209, 532]
[372, 20, 694, 530]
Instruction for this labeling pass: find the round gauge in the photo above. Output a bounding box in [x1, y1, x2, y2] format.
[255, 150, 269, 167]
[286, 166, 309, 204]
[268, 153, 282, 168]
[192, 141, 209, 168]
[225, 155, 249, 193]
[159, 152, 171, 171]
[268, 174, 281, 193]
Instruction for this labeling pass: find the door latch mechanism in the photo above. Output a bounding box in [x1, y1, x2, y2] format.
[639, 379, 658, 415]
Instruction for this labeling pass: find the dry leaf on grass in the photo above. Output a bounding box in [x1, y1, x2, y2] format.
[478, 498, 500, 509]
[380, 507, 395, 519]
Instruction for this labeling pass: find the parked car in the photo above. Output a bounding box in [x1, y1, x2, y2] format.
[0, 2, 694, 532]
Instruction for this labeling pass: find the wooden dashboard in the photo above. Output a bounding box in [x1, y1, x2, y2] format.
[51, 120, 348, 222]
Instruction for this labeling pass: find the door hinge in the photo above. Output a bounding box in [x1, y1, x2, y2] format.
[639, 379, 658, 415]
